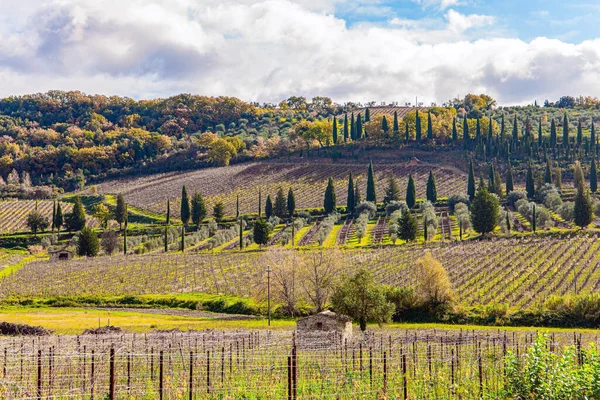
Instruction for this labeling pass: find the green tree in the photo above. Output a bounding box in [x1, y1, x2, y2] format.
[393, 111, 399, 133]
[426, 170, 437, 203]
[488, 164, 495, 193]
[324, 177, 337, 214]
[577, 119, 583, 145]
[591, 159, 598, 193]
[574, 161, 585, 190]
[544, 159, 553, 184]
[55, 202, 63, 233]
[467, 159, 476, 201]
[51, 201, 56, 231]
[526, 164, 535, 198]
[532, 204, 537, 233]
[574, 185, 593, 228]
[383, 176, 401, 204]
[265, 195, 273, 219]
[343, 114, 349, 142]
[406, 174, 416, 209]
[550, 119, 557, 147]
[115, 193, 127, 231]
[563, 112, 569, 145]
[274, 187, 287, 218]
[213, 201, 225, 222]
[346, 173, 355, 213]
[166, 199, 170, 225]
[365, 108, 370, 122]
[332, 117, 338, 144]
[253, 219, 270, 246]
[381, 116, 389, 134]
[26, 210, 49, 237]
[398, 210, 418, 242]
[415, 110, 422, 142]
[506, 160, 514, 193]
[354, 182, 361, 207]
[180, 186, 191, 226]
[180, 225, 185, 252]
[427, 110, 433, 139]
[77, 227, 99, 257]
[592, 123, 597, 156]
[191, 191, 207, 227]
[67, 196, 87, 232]
[452, 117, 458, 142]
[463, 115, 470, 149]
[287, 188, 296, 217]
[470, 186, 500, 235]
[331, 269, 394, 331]
[93, 203, 111, 229]
[366, 161, 376, 203]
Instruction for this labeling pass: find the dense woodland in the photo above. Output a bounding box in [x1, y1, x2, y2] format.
[2, 91, 600, 196]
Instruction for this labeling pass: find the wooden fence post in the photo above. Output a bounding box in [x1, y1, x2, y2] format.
[189, 351, 194, 400]
[109, 347, 115, 400]
[37, 349, 42, 400]
[159, 350, 164, 400]
[90, 349, 95, 400]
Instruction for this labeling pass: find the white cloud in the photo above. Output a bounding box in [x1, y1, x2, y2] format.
[412, 0, 463, 11]
[446, 9, 495, 33]
[0, 0, 599, 107]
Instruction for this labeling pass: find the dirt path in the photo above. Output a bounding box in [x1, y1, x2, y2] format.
[94, 307, 258, 320]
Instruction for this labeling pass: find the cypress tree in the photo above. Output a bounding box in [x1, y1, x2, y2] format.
[191, 191, 207, 227]
[343, 114, 349, 142]
[526, 164, 535, 198]
[467, 159, 476, 201]
[488, 164, 495, 193]
[544, 159, 552, 184]
[115, 193, 127, 231]
[577, 119, 583, 145]
[574, 161, 585, 190]
[550, 119, 557, 147]
[55, 202, 63, 233]
[512, 115, 518, 142]
[382, 116, 389, 134]
[366, 161, 376, 203]
[591, 158, 598, 193]
[500, 113, 505, 141]
[287, 188, 296, 217]
[406, 174, 416, 209]
[426, 170, 437, 203]
[354, 181, 361, 208]
[592, 123, 597, 156]
[51, 201, 56, 231]
[487, 116, 493, 142]
[506, 160, 514, 193]
[470, 185, 500, 235]
[365, 107, 371, 122]
[538, 119, 543, 146]
[180, 225, 185, 252]
[69, 196, 87, 231]
[265, 195, 273, 219]
[166, 199, 170, 225]
[332, 118, 338, 144]
[452, 117, 458, 142]
[563, 112, 569, 145]
[180, 186, 190, 226]
[405, 121, 409, 143]
[574, 185, 593, 228]
[236, 195, 239, 218]
[393, 111, 399, 133]
[423, 216, 428, 242]
[427, 110, 433, 140]
[383, 176, 401, 203]
[532, 204, 536, 233]
[356, 114, 363, 139]
[274, 187, 287, 218]
[506, 211, 511, 233]
[253, 219, 270, 247]
[350, 113, 356, 141]
[463, 115, 469, 149]
[346, 173, 355, 213]
[324, 177, 337, 214]
[398, 210, 418, 242]
[415, 110, 422, 142]
[555, 167, 562, 190]
[476, 118, 481, 142]
[77, 227, 99, 257]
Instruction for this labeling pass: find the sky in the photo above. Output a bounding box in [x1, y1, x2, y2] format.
[1, 0, 600, 105]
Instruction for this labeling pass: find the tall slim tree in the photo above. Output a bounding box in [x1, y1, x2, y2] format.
[544, 159, 552, 184]
[574, 184, 593, 228]
[354, 180, 361, 208]
[191, 191, 207, 227]
[476, 118, 482, 142]
[274, 187, 287, 218]
[68, 196, 87, 232]
[51, 201, 56, 231]
[343, 114, 349, 142]
[346, 173, 355, 213]
[366, 161, 376, 203]
[115, 193, 127, 231]
[405, 121, 410, 143]
[324, 177, 337, 214]
[55, 202, 63, 234]
[512, 115, 518, 142]
[406, 174, 416, 209]
[526, 164, 535, 198]
[538, 119, 543, 146]
[398, 210, 418, 242]
[550, 119, 557, 147]
[562, 112, 570, 145]
[382, 116, 389, 134]
[426, 170, 437, 203]
[467, 159, 476, 201]
[393, 111, 399, 133]
[166, 199, 170, 225]
[258, 188, 262, 218]
[427, 110, 433, 140]
[287, 188, 296, 217]
[365, 107, 371, 122]
[463, 115, 469, 149]
[591, 158, 598, 193]
[236, 195, 239, 219]
[577, 119, 583, 146]
[506, 160, 514, 193]
[265, 195, 273, 219]
[500, 113, 506, 141]
[452, 117, 458, 142]
[180, 186, 190, 226]
[415, 110, 422, 142]
[350, 113, 356, 141]
[592, 123, 597, 156]
[332, 118, 338, 144]
[356, 114, 363, 139]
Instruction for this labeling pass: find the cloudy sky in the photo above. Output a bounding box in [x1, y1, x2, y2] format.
[1, 0, 600, 105]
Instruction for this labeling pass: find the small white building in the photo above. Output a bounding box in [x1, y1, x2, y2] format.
[296, 310, 353, 345]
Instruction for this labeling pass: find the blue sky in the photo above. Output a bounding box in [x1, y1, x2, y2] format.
[1, 0, 600, 105]
[337, 0, 600, 43]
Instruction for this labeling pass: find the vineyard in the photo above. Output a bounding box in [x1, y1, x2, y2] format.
[0, 328, 595, 399]
[2, 234, 599, 310]
[337, 106, 430, 119]
[0, 200, 70, 234]
[95, 161, 467, 217]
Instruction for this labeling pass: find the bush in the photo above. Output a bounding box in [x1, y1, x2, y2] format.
[385, 200, 408, 216]
[507, 190, 527, 207]
[448, 194, 469, 212]
[77, 227, 99, 257]
[355, 201, 377, 218]
[414, 252, 454, 314]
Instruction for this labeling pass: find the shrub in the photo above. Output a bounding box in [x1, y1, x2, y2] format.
[414, 252, 454, 313]
[385, 200, 408, 216]
[448, 194, 469, 212]
[355, 201, 376, 218]
[507, 190, 527, 207]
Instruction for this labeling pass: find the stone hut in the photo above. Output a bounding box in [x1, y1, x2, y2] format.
[49, 246, 74, 261]
[296, 311, 353, 346]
